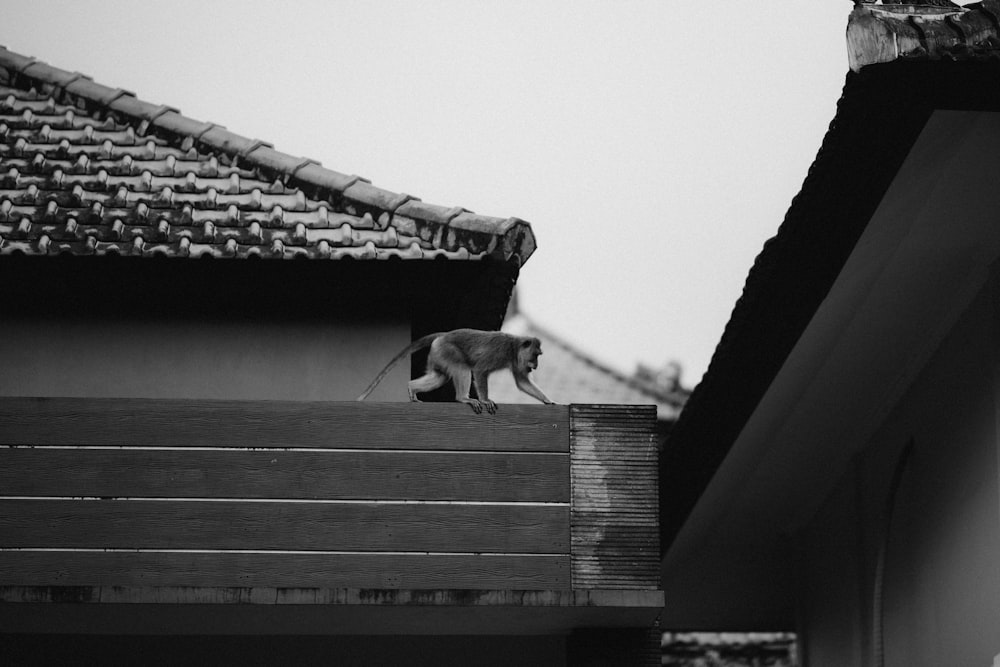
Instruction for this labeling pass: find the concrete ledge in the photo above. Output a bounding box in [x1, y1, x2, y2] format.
[0, 586, 665, 635]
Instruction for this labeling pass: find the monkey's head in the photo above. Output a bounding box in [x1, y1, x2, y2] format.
[519, 337, 544, 372]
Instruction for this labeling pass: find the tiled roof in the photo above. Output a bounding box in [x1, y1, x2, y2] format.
[848, 1, 1000, 72]
[0, 46, 536, 262]
[491, 313, 690, 420]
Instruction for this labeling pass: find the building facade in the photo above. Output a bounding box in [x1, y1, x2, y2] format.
[660, 4, 1000, 666]
[0, 47, 662, 666]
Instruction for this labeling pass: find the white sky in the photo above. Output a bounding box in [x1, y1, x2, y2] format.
[4, 1, 849, 386]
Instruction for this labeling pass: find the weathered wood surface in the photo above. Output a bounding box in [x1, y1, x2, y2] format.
[0, 588, 666, 636]
[0, 499, 569, 553]
[569, 405, 660, 590]
[0, 449, 569, 502]
[0, 398, 661, 599]
[0, 551, 570, 590]
[0, 397, 569, 452]
[0, 585, 663, 609]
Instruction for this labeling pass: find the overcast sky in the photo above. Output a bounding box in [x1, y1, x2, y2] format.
[5, 1, 850, 387]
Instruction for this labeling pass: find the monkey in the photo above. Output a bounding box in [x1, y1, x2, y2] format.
[357, 328, 555, 414]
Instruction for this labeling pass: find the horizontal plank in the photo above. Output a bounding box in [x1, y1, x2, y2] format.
[572, 452, 660, 460]
[0, 397, 569, 452]
[568, 404, 657, 416]
[571, 470, 657, 478]
[571, 518, 659, 527]
[0, 551, 569, 590]
[0, 585, 665, 609]
[573, 540, 659, 551]
[0, 449, 569, 502]
[0, 500, 569, 554]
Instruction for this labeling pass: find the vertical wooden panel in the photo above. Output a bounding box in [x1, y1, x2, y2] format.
[570, 404, 660, 590]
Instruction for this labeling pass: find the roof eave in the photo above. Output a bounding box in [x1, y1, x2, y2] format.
[0, 46, 537, 266]
[661, 56, 1000, 552]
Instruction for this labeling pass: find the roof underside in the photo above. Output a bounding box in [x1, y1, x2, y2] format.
[0, 47, 536, 263]
[663, 4, 1000, 557]
[660, 4, 1000, 628]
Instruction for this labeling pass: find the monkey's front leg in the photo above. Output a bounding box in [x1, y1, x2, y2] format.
[515, 374, 555, 405]
[472, 372, 497, 414]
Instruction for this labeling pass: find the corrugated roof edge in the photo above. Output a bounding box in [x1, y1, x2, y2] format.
[0, 45, 536, 264]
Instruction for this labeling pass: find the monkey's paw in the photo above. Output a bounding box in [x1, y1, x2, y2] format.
[460, 399, 485, 414]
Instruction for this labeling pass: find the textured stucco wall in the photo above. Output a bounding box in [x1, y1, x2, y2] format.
[0, 317, 410, 402]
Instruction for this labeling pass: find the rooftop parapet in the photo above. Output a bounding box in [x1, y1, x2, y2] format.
[0, 398, 661, 635]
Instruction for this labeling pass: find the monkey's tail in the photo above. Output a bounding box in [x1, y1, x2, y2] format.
[356, 333, 440, 401]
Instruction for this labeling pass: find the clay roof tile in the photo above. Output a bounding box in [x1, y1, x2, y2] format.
[0, 45, 536, 263]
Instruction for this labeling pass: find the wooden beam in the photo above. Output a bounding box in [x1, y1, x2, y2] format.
[0, 586, 663, 608]
[0, 398, 569, 452]
[0, 499, 569, 553]
[0, 587, 666, 635]
[0, 449, 569, 503]
[0, 551, 570, 590]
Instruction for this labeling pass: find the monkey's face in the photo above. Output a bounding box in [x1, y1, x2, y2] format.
[520, 338, 543, 372]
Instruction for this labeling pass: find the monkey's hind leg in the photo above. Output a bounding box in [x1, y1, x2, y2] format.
[408, 369, 448, 402]
[450, 369, 487, 414]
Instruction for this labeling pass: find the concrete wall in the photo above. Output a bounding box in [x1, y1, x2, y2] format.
[3, 631, 658, 667]
[0, 317, 411, 402]
[2, 634, 568, 667]
[0, 257, 422, 402]
[798, 284, 1000, 667]
[797, 481, 868, 666]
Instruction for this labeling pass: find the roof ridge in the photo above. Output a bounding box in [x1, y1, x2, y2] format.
[848, 1, 1000, 72]
[0, 45, 536, 263]
[518, 315, 689, 407]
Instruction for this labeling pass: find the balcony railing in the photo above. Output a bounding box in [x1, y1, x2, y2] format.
[0, 397, 661, 634]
